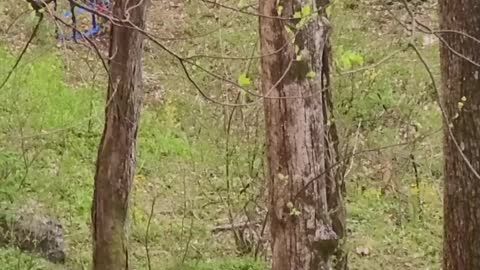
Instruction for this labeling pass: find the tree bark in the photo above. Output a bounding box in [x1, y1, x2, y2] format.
[91, 1, 147, 269]
[259, 0, 346, 269]
[439, 1, 480, 269]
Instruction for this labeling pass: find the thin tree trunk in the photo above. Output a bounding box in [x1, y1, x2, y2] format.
[439, 1, 480, 269]
[91, 1, 147, 269]
[259, 0, 346, 269]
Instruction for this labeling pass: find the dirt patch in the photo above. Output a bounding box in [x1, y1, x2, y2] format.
[147, 0, 187, 39]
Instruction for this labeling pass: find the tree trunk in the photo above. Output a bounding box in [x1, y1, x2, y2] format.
[259, 0, 346, 269]
[91, 1, 147, 269]
[440, 1, 480, 269]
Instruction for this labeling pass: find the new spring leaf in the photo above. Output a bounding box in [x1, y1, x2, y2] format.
[238, 73, 251, 86]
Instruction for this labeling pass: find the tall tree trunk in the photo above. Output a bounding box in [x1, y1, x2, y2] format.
[259, 0, 346, 269]
[440, 1, 480, 269]
[91, 1, 147, 269]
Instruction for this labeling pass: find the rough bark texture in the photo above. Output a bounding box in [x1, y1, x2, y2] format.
[91, 1, 147, 269]
[439, 1, 480, 269]
[259, 0, 346, 269]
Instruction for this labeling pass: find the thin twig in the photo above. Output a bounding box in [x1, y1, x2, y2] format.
[0, 13, 43, 91]
[390, 0, 480, 179]
[408, 44, 480, 180]
[293, 127, 442, 200]
[145, 196, 157, 270]
[343, 120, 362, 179]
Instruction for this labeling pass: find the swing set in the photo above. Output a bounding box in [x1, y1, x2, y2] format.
[39, 0, 111, 41]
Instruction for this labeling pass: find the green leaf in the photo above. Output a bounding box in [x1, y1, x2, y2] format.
[293, 11, 302, 18]
[286, 201, 294, 209]
[306, 70, 316, 78]
[339, 50, 364, 69]
[278, 173, 288, 181]
[277, 5, 284, 16]
[326, 5, 333, 17]
[290, 208, 301, 216]
[349, 53, 364, 66]
[238, 73, 251, 87]
[294, 45, 300, 54]
[301, 4, 311, 17]
[285, 25, 293, 34]
[340, 54, 352, 69]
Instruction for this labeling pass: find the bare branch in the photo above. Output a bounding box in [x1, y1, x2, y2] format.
[144, 196, 156, 270]
[0, 13, 43, 91]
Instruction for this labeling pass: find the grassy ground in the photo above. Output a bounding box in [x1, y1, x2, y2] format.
[0, 0, 443, 269]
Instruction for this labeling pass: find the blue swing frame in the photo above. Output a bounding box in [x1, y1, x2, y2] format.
[57, 0, 109, 41]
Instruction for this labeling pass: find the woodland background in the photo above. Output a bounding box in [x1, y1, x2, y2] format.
[0, 0, 443, 269]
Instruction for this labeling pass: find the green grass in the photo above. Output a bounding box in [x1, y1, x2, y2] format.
[171, 257, 267, 270]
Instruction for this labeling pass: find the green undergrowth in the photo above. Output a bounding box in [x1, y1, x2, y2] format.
[347, 184, 442, 270]
[169, 257, 266, 270]
[0, 41, 262, 268]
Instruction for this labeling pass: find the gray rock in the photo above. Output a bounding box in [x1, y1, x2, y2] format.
[0, 203, 66, 263]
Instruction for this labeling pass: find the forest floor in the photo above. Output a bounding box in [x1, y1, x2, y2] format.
[0, 0, 443, 269]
